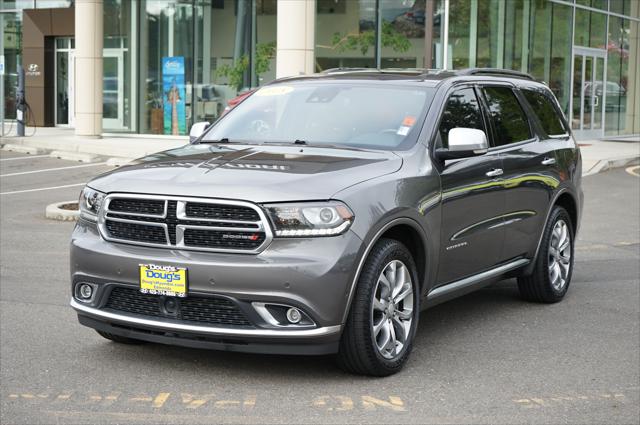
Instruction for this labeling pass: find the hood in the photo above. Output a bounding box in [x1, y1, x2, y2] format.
[88, 143, 402, 202]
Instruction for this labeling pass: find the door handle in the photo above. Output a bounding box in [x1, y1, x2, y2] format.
[541, 157, 556, 165]
[485, 168, 503, 177]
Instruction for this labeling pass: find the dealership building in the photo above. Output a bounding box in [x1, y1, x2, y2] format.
[1, 0, 638, 140]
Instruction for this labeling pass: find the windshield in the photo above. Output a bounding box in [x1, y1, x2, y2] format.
[202, 82, 435, 150]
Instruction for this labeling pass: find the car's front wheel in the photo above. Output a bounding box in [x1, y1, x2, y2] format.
[518, 206, 574, 303]
[337, 238, 420, 376]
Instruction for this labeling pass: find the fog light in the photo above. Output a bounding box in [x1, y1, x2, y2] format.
[286, 307, 302, 324]
[78, 283, 94, 299]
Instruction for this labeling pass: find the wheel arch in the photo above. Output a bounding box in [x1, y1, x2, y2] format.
[522, 188, 579, 276]
[341, 217, 430, 324]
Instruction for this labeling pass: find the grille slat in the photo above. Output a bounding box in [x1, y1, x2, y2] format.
[105, 287, 254, 328]
[185, 202, 259, 221]
[102, 196, 268, 252]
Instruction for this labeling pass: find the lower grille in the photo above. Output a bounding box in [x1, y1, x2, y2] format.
[104, 287, 254, 328]
[184, 228, 266, 249]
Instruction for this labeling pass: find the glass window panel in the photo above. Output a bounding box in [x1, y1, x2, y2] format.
[437, 88, 485, 148]
[34, 0, 72, 7]
[529, 2, 572, 115]
[482, 86, 531, 146]
[1, 11, 22, 120]
[379, 0, 427, 69]
[503, 0, 524, 70]
[0, 1, 35, 9]
[574, 9, 607, 48]
[103, 0, 133, 131]
[55, 51, 69, 125]
[315, 0, 376, 71]
[582, 56, 593, 129]
[576, 0, 607, 10]
[572, 56, 583, 130]
[522, 89, 567, 136]
[593, 57, 603, 130]
[139, 0, 194, 135]
[476, 0, 501, 68]
[449, 0, 472, 68]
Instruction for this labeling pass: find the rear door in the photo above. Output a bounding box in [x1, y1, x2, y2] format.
[434, 86, 506, 285]
[478, 85, 565, 261]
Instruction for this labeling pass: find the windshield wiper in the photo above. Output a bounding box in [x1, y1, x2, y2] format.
[199, 137, 230, 144]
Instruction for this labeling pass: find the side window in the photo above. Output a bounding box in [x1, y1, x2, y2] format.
[522, 89, 567, 136]
[482, 86, 532, 146]
[438, 88, 485, 148]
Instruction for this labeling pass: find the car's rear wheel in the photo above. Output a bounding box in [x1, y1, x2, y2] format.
[518, 206, 574, 303]
[337, 238, 420, 376]
[96, 330, 146, 344]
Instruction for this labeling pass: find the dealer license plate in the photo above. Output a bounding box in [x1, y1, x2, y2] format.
[139, 264, 187, 297]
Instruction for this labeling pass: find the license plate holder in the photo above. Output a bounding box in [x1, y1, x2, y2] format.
[139, 264, 187, 297]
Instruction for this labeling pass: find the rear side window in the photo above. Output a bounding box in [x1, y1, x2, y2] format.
[522, 89, 567, 136]
[438, 88, 485, 148]
[482, 86, 532, 146]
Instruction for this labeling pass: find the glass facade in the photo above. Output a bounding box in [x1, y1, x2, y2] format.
[1, 0, 638, 138]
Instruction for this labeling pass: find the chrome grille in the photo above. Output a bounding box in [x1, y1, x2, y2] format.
[98, 194, 272, 253]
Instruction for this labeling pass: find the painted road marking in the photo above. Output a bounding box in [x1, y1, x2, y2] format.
[513, 392, 627, 408]
[0, 154, 50, 161]
[0, 182, 85, 195]
[0, 162, 106, 177]
[626, 165, 640, 177]
[6, 391, 408, 412]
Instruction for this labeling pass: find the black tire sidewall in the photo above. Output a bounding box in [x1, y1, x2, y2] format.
[540, 207, 575, 299]
[357, 239, 420, 372]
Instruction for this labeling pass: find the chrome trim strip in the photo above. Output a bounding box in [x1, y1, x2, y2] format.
[427, 258, 530, 300]
[97, 193, 273, 254]
[71, 299, 341, 338]
[451, 210, 536, 241]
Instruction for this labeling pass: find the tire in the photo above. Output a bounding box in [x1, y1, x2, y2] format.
[337, 238, 420, 376]
[96, 330, 146, 345]
[518, 206, 574, 303]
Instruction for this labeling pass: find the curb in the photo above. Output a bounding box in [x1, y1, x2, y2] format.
[1, 144, 44, 155]
[583, 155, 640, 177]
[49, 150, 99, 163]
[45, 201, 80, 222]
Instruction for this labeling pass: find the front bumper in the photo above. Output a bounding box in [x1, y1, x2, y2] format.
[70, 220, 363, 355]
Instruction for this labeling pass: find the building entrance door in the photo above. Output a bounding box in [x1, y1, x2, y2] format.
[103, 49, 125, 129]
[54, 37, 75, 127]
[571, 48, 606, 139]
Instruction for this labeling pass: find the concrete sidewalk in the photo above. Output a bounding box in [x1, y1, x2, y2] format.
[1, 124, 638, 175]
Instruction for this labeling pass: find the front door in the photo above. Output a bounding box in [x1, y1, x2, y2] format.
[435, 86, 506, 285]
[103, 49, 125, 129]
[54, 37, 75, 127]
[571, 48, 606, 139]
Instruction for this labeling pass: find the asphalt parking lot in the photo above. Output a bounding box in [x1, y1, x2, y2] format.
[1, 150, 638, 424]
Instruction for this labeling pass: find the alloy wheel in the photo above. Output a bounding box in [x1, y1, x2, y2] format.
[548, 219, 572, 291]
[371, 260, 414, 359]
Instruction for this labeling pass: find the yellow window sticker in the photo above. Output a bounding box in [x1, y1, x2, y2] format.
[255, 86, 294, 97]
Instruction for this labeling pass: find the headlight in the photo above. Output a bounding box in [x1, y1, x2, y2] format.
[78, 186, 105, 222]
[264, 201, 354, 237]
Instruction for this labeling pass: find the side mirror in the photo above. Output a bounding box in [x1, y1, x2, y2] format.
[189, 121, 210, 144]
[435, 127, 489, 160]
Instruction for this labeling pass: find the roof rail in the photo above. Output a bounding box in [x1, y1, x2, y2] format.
[320, 67, 375, 74]
[457, 68, 535, 80]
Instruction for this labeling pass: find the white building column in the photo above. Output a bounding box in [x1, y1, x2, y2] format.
[276, 0, 316, 78]
[75, 0, 103, 137]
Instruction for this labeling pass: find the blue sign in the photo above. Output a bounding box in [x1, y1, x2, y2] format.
[162, 56, 186, 135]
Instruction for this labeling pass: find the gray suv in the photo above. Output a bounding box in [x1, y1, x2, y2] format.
[71, 68, 583, 376]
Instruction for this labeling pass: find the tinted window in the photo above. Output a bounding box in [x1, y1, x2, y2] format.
[438, 88, 485, 148]
[482, 87, 532, 146]
[522, 89, 567, 136]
